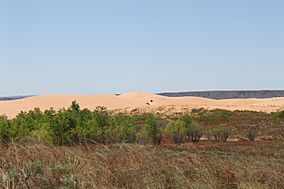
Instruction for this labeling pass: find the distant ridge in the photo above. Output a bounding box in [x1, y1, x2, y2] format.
[0, 96, 33, 101]
[158, 90, 284, 99]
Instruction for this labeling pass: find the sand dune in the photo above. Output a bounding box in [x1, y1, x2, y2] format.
[1, 92, 284, 117]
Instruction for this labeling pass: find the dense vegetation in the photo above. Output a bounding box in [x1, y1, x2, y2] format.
[1, 101, 284, 146]
[0, 101, 229, 146]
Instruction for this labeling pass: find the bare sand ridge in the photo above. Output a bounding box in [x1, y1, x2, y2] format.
[1, 92, 284, 117]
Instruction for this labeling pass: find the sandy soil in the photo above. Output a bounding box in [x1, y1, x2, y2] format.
[1, 92, 284, 117]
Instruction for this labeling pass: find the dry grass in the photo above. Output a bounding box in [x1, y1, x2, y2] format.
[0, 140, 283, 189]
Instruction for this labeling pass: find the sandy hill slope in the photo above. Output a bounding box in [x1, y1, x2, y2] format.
[1, 92, 284, 117]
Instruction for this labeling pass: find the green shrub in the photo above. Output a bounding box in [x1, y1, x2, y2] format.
[187, 124, 203, 143]
[211, 125, 231, 142]
[59, 174, 77, 189]
[179, 114, 203, 143]
[272, 110, 284, 118]
[135, 114, 161, 145]
[32, 123, 53, 143]
[164, 120, 188, 144]
[49, 101, 100, 145]
[77, 118, 104, 143]
[10, 112, 32, 140]
[0, 115, 11, 143]
[50, 109, 78, 145]
[92, 106, 110, 129]
[7, 108, 53, 142]
[106, 114, 135, 143]
[179, 114, 194, 126]
[27, 161, 44, 176]
[136, 127, 151, 144]
[196, 109, 234, 121]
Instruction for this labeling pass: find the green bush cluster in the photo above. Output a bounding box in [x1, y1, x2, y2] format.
[207, 125, 232, 142]
[272, 110, 284, 118]
[193, 109, 234, 121]
[0, 101, 165, 146]
[0, 102, 239, 145]
[164, 115, 203, 144]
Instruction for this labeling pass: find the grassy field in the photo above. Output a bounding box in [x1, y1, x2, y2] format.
[1, 140, 283, 189]
[192, 109, 284, 139]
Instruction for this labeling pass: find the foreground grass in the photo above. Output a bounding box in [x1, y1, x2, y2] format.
[0, 141, 283, 189]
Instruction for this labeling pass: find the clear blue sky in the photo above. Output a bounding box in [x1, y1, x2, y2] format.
[0, 1, 283, 96]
